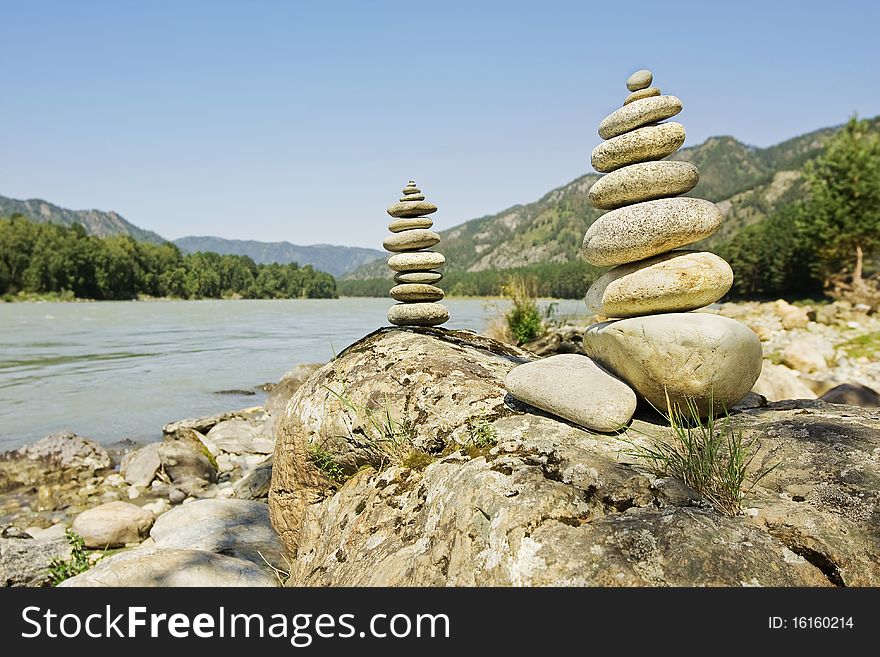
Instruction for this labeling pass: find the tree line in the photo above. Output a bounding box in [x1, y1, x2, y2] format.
[0, 216, 337, 300]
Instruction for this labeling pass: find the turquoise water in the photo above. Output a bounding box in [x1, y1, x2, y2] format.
[0, 298, 587, 449]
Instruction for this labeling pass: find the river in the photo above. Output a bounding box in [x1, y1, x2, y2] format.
[0, 297, 588, 450]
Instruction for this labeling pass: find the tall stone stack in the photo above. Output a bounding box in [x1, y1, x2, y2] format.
[384, 181, 449, 327]
[577, 69, 763, 418]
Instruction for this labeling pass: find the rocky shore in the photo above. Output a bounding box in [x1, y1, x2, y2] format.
[2, 299, 878, 587]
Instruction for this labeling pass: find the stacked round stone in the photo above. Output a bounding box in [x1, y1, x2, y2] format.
[384, 181, 449, 326]
[580, 70, 763, 417]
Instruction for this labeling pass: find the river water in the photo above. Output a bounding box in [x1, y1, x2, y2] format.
[0, 297, 587, 450]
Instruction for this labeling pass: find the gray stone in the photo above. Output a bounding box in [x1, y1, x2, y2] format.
[389, 217, 433, 233]
[58, 548, 278, 587]
[233, 458, 273, 499]
[15, 431, 110, 472]
[387, 251, 445, 272]
[0, 535, 72, 587]
[592, 122, 686, 173]
[399, 194, 425, 201]
[205, 419, 274, 455]
[624, 87, 661, 105]
[72, 501, 155, 549]
[781, 336, 835, 373]
[626, 69, 653, 91]
[383, 228, 441, 253]
[505, 354, 636, 432]
[386, 200, 438, 218]
[585, 250, 733, 317]
[394, 271, 442, 284]
[156, 438, 218, 489]
[390, 283, 444, 302]
[752, 363, 818, 402]
[582, 197, 724, 267]
[401, 183, 421, 195]
[820, 383, 880, 408]
[150, 498, 285, 568]
[162, 407, 264, 439]
[599, 95, 683, 139]
[120, 443, 160, 488]
[582, 313, 763, 417]
[387, 302, 449, 326]
[588, 161, 699, 210]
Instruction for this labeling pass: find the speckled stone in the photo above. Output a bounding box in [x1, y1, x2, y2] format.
[591, 122, 686, 173]
[623, 87, 661, 105]
[599, 95, 682, 139]
[387, 251, 446, 272]
[399, 194, 425, 201]
[588, 161, 699, 210]
[388, 217, 434, 233]
[383, 229, 441, 252]
[390, 283, 445, 302]
[394, 271, 443, 284]
[387, 302, 449, 326]
[626, 70, 653, 92]
[584, 250, 734, 318]
[387, 200, 438, 218]
[581, 197, 724, 267]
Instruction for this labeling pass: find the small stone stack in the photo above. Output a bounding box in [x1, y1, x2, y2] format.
[383, 181, 449, 326]
[579, 69, 763, 417]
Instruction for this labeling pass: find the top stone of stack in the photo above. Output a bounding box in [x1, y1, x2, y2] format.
[387, 181, 438, 219]
[626, 69, 653, 91]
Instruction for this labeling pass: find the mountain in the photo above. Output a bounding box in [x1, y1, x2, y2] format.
[173, 236, 384, 277]
[0, 194, 165, 244]
[344, 116, 880, 280]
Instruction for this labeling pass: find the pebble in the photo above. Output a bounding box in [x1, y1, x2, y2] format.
[591, 122, 686, 173]
[383, 229, 441, 253]
[387, 303, 449, 327]
[389, 217, 433, 233]
[387, 200, 438, 218]
[388, 251, 446, 272]
[599, 95, 683, 139]
[623, 87, 661, 105]
[588, 161, 699, 210]
[390, 283, 445, 302]
[626, 69, 653, 91]
[399, 194, 425, 201]
[402, 182, 421, 195]
[582, 197, 723, 267]
[394, 271, 443, 284]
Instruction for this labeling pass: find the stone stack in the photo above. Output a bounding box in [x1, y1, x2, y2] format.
[383, 181, 449, 326]
[580, 69, 762, 417]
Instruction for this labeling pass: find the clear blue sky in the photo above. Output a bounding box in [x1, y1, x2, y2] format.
[2, 0, 878, 248]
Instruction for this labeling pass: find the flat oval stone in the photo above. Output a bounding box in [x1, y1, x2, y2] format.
[387, 302, 449, 326]
[505, 354, 637, 432]
[623, 87, 660, 105]
[390, 283, 444, 302]
[387, 201, 438, 218]
[582, 197, 723, 267]
[402, 187, 421, 195]
[627, 69, 653, 91]
[389, 217, 433, 233]
[588, 161, 699, 210]
[394, 271, 443, 284]
[599, 95, 682, 139]
[387, 251, 446, 272]
[582, 313, 763, 418]
[591, 122, 686, 173]
[383, 229, 441, 252]
[399, 194, 425, 201]
[585, 250, 734, 318]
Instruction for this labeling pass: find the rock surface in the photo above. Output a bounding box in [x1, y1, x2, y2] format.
[72, 501, 155, 548]
[624, 87, 661, 105]
[504, 354, 637, 431]
[820, 383, 880, 407]
[204, 419, 274, 455]
[585, 250, 733, 318]
[120, 443, 161, 488]
[0, 535, 71, 587]
[265, 363, 323, 419]
[591, 122, 686, 173]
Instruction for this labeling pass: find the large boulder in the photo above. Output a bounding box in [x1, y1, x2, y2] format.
[1, 431, 111, 493]
[266, 363, 324, 418]
[72, 501, 155, 549]
[270, 328, 879, 586]
[58, 548, 278, 587]
[150, 499, 285, 568]
[0, 535, 72, 587]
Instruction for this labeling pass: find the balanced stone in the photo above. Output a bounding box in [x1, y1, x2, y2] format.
[387, 200, 438, 218]
[383, 228, 441, 252]
[582, 197, 723, 267]
[390, 283, 444, 302]
[399, 194, 426, 201]
[582, 313, 763, 417]
[624, 87, 661, 105]
[402, 182, 421, 195]
[394, 271, 443, 284]
[389, 217, 433, 232]
[588, 161, 699, 210]
[505, 354, 637, 432]
[585, 250, 734, 318]
[599, 95, 683, 139]
[591, 122, 686, 173]
[388, 251, 446, 272]
[626, 69, 653, 91]
[387, 302, 449, 327]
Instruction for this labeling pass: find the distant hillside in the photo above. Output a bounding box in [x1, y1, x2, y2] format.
[344, 116, 880, 280]
[0, 194, 165, 244]
[173, 236, 383, 277]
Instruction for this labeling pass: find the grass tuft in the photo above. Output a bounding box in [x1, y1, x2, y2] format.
[47, 529, 93, 585]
